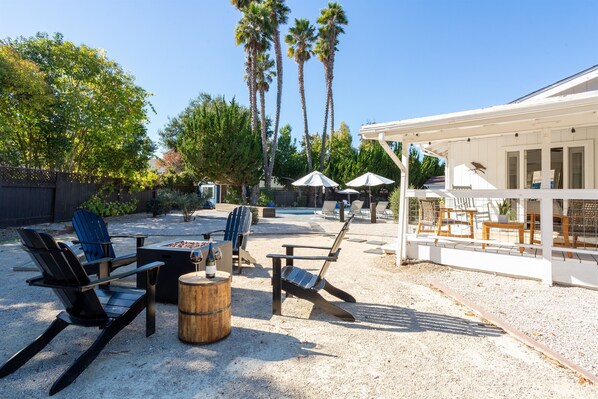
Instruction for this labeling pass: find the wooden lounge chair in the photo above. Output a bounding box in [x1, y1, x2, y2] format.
[452, 185, 490, 229]
[0, 229, 162, 396]
[267, 215, 356, 321]
[416, 199, 475, 238]
[202, 205, 256, 274]
[72, 208, 147, 277]
[567, 199, 598, 248]
[316, 200, 338, 219]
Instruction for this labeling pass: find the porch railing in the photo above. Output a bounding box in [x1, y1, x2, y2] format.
[401, 189, 598, 284]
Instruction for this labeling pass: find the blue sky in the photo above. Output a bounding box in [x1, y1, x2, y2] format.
[1, 1, 597, 154]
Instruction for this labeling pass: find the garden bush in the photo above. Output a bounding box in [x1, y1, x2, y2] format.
[81, 194, 138, 217]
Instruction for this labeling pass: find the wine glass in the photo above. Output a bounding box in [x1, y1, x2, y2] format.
[189, 246, 204, 276]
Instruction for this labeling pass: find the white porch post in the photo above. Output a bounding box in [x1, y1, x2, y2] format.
[540, 129, 554, 285]
[378, 133, 408, 266]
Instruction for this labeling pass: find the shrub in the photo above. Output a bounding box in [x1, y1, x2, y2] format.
[81, 194, 138, 217]
[389, 186, 401, 222]
[176, 192, 202, 222]
[249, 207, 259, 225]
[222, 189, 241, 204]
[146, 198, 166, 218]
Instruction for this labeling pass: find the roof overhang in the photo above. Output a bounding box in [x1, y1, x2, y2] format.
[360, 91, 598, 147]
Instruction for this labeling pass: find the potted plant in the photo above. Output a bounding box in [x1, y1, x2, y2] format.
[496, 199, 511, 223]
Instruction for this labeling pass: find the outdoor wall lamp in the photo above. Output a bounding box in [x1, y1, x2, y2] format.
[571, 127, 576, 134]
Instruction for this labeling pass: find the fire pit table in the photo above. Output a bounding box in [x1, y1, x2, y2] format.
[137, 239, 232, 304]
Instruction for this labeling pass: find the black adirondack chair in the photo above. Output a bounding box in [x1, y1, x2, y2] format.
[267, 215, 356, 321]
[202, 206, 256, 274]
[72, 208, 147, 277]
[0, 229, 162, 396]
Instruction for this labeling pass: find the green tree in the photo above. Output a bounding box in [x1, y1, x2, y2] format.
[178, 95, 262, 203]
[263, 0, 290, 182]
[272, 124, 306, 187]
[255, 51, 276, 188]
[285, 18, 316, 171]
[0, 44, 53, 167]
[234, 2, 272, 133]
[315, 2, 347, 170]
[6, 33, 155, 179]
[323, 122, 357, 184]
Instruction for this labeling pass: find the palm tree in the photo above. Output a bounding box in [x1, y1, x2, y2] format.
[255, 51, 276, 187]
[234, 2, 272, 132]
[315, 2, 347, 170]
[263, 0, 289, 187]
[285, 18, 316, 171]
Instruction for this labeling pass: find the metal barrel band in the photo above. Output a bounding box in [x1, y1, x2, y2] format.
[179, 303, 231, 316]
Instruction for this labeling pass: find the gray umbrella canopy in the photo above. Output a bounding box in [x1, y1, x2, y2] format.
[346, 172, 395, 204]
[293, 171, 339, 212]
[337, 188, 360, 204]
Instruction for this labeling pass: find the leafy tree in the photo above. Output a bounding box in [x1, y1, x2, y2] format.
[285, 18, 316, 171]
[315, 2, 347, 170]
[0, 44, 53, 167]
[272, 124, 306, 187]
[323, 122, 357, 184]
[4, 33, 155, 180]
[177, 95, 262, 203]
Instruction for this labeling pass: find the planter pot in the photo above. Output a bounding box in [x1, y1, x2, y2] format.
[497, 214, 508, 223]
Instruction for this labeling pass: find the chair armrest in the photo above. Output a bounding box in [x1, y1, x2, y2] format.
[266, 254, 338, 261]
[110, 234, 148, 239]
[83, 261, 163, 290]
[281, 244, 333, 251]
[201, 229, 225, 239]
[26, 261, 164, 291]
[73, 240, 112, 246]
[80, 257, 113, 267]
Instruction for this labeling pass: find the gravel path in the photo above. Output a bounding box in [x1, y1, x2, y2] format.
[0, 211, 596, 398]
[394, 259, 598, 379]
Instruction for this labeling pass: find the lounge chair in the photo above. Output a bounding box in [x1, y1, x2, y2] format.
[72, 209, 147, 277]
[347, 200, 365, 218]
[567, 199, 598, 248]
[316, 200, 338, 219]
[452, 185, 490, 229]
[0, 229, 162, 396]
[202, 205, 256, 274]
[375, 201, 391, 219]
[266, 215, 356, 321]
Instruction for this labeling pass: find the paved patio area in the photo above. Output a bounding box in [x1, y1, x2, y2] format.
[0, 210, 596, 398]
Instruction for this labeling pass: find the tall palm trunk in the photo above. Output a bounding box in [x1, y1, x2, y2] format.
[298, 61, 312, 171]
[319, 63, 330, 171]
[327, 27, 336, 136]
[267, 26, 283, 186]
[259, 86, 270, 187]
[249, 50, 258, 132]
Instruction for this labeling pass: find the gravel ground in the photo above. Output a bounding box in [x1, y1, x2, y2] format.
[0, 211, 596, 398]
[393, 259, 598, 379]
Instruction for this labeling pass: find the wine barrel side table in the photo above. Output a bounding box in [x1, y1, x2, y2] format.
[178, 271, 231, 344]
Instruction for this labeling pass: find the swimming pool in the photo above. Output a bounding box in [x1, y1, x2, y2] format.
[276, 208, 315, 215]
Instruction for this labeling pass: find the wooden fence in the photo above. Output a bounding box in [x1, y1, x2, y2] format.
[0, 166, 155, 228]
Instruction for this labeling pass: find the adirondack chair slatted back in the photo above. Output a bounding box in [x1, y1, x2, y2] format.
[316, 215, 354, 282]
[72, 209, 116, 261]
[18, 229, 107, 321]
[223, 206, 251, 251]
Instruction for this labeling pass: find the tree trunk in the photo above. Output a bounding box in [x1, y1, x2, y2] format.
[249, 51, 258, 132]
[241, 183, 247, 204]
[250, 184, 259, 205]
[259, 87, 270, 188]
[270, 26, 283, 179]
[298, 61, 312, 171]
[319, 63, 330, 171]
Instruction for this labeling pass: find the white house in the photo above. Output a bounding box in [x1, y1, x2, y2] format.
[360, 65, 598, 289]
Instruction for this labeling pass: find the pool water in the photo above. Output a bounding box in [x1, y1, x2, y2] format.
[276, 208, 315, 215]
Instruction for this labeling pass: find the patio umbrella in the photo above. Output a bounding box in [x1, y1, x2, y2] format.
[337, 188, 360, 204]
[292, 171, 339, 213]
[346, 172, 395, 205]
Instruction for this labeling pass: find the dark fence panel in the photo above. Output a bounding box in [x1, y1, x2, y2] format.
[273, 190, 298, 207]
[0, 166, 156, 227]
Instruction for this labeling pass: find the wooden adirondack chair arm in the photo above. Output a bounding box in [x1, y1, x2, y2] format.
[266, 253, 338, 261]
[201, 229, 226, 239]
[282, 244, 333, 251]
[27, 261, 163, 291]
[73, 239, 112, 246]
[110, 234, 148, 238]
